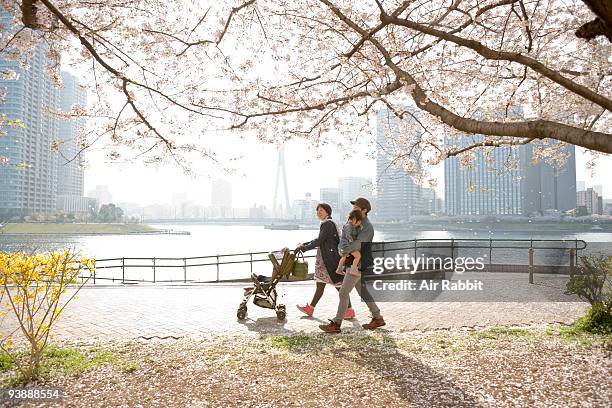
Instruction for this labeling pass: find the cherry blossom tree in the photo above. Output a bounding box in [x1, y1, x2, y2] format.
[0, 0, 610, 176]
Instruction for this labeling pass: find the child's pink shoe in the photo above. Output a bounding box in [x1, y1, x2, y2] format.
[297, 303, 314, 317]
[344, 308, 356, 320]
[349, 266, 360, 276]
[336, 265, 345, 275]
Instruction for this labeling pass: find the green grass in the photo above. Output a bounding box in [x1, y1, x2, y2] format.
[1, 223, 156, 234]
[1, 345, 138, 386]
[0, 350, 12, 371]
[471, 326, 530, 340]
[268, 335, 311, 350]
[487, 327, 530, 336]
[265, 333, 396, 352]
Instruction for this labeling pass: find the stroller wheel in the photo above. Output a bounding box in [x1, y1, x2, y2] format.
[276, 305, 286, 320]
[237, 307, 247, 320]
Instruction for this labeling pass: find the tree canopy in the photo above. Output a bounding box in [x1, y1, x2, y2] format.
[0, 0, 610, 178]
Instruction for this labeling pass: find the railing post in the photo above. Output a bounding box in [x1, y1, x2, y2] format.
[153, 257, 156, 283]
[122, 257, 125, 284]
[569, 249, 575, 278]
[250, 253, 253, 275]
[93, 264, 96, 285]
[528, 248, 534, 284]
[451, 239, 455, 259]
[216, 255, 220, 282]
[489, 238, 492, 268]
[414, 239, 418, 261]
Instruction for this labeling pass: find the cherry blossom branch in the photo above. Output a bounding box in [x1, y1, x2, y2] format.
[381, 13, 612, 112]
[445, 137, 535, 158]
[143, 0, 256, 56]
[320, 0, 612, 153]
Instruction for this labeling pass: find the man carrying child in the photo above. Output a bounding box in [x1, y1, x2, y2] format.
[336, 209, 364, 277]
[319, 197, 386, 333]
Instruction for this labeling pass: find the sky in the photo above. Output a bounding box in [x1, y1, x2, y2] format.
[84, 135, 612, 208]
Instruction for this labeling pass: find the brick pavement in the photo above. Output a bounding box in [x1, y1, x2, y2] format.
[0, 281, 588, 341]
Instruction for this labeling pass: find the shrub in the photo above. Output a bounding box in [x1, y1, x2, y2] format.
[0, 250, 95, 382]
[565, 253, 612, 334]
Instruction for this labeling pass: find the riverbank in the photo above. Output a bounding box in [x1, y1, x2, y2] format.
[378, 221, 612, 233]
[0, 223, 159, 235]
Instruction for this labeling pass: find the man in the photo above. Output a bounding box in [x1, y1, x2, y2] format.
[319, 197, 385, 333]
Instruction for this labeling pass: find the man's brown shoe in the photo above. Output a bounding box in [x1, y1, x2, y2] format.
[319, 320, 341, 333]
[362, 316, 386, 330]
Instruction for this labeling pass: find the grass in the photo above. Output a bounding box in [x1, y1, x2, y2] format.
[1, 345, 138, 386]
[0, 350, 12, 371]
[265, 332, 396, 353]
[470, 326, 531, 340]
[1, 223, 156, 234]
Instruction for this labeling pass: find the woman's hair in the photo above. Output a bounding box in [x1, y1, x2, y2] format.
[316, 203, 332, 217]
[348, 209, 364, 221]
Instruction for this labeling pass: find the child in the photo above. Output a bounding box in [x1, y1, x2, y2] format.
[336, 209, 363, 277]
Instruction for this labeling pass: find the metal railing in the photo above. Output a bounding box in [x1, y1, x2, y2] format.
[83, 238, 588, 284]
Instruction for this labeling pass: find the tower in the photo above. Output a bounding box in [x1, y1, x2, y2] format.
[272, 146, 290, 215]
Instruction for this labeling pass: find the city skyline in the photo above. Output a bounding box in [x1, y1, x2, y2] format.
[0, 47, 609, 216]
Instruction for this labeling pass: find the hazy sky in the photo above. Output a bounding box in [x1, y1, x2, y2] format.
[84, 134, 612, 208]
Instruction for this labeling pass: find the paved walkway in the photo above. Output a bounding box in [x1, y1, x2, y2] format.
[1, 282, 588, 341]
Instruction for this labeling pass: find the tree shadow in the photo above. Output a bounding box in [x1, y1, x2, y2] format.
[258, 329, 483, 407]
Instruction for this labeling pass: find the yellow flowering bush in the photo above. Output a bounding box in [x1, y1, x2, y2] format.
[0, 250, 95, 381]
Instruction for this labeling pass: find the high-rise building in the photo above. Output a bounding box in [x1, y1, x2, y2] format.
[375, 108, 422, 221]
[320, 187, 341, 216]
[57, 71, 86, 197]
[445, 135, 523, 216]
[87, 185, 112, 207]
[0, 44, 60, 216]
[55, 71, 90, 214]
[592, 185, 603, 196]
[211, 179, 232, 217]
[445, 135, 577, 216]
[521, 144, 577, 215]
[577, 188, 602, 215]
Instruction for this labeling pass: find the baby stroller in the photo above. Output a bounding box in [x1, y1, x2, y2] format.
[237, 248, 296, 320]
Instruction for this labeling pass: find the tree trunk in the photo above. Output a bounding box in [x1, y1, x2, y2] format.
[576, 0, 612, 41]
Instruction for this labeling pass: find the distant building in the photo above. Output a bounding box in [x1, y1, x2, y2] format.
[320, 187, 341, 216]
[445, 135, 577, 216]
[445, 135, 523, 216]
[211, 180, 232, 217]
[521, 143, 577, 215]
[375, 108, 422, 221]
[292, 193, 318, 222]
[593, 185, 603, 196]
[249, 205, 269, 219]
[87, 185, 113, 206]
[604, 200, 612, 216]
[56, 72, 88, 214]
[338, 176, 372, 216]
[142, 203, 173, 220]
[57, 72, 86, 197]
[577, 188, 602, 215]
[420, 188, 442, 215]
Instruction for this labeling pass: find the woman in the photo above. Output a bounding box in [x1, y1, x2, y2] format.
[296, 203, 355, 319]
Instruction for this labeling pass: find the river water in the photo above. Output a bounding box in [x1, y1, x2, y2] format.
[0, 224, 610, 283]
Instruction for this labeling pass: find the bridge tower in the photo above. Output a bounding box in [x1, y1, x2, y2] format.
[272, 146, 290, 216]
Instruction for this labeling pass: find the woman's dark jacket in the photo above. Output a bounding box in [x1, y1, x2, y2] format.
[301, 218, 343, 284]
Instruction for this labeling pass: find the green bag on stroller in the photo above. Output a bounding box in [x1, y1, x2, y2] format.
[292, 250, 309, 279]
